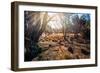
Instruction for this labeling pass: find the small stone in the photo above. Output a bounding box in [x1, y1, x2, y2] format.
[68, 47, 74, 54]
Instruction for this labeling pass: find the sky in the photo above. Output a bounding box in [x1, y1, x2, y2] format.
[47, 12, 90, 29]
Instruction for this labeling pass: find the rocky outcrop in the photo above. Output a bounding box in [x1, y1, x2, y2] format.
[30, 33, 90, 61]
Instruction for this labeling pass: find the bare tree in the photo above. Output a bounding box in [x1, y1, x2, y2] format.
[59, 13, 71, 40]
[25, 11, 56, 45]
[24, 11, 56, 61]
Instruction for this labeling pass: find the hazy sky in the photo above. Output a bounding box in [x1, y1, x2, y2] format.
[47, 12, 90, 29]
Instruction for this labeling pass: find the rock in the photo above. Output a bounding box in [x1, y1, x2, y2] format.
[32, 45, 72, 61]
[81, 49, 90, 55]
[31, 33, 90, 61]
[68, 47, 74, 54]
[25, 44, 42, 61]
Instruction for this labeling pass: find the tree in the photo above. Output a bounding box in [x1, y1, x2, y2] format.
[79, 14, 90, 39]
[71, 14, 81, 33]
[25, 11, 56, 61]
[59, 13, 71, 40]
[25, 11, 56, 44]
